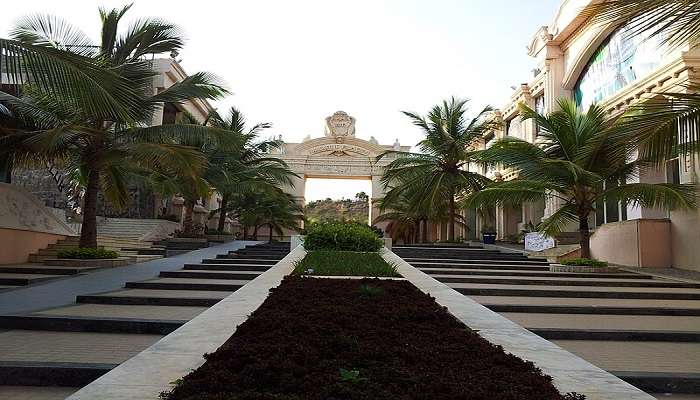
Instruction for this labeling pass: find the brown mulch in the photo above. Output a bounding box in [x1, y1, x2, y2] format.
[162, 276, 583, 400]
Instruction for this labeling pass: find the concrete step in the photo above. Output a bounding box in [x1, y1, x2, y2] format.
[449, 282, 700, 300]
[418, 267, 650, 279]
[185, 263, 273, 271]
[0, 265, 88, 275]
[619, 372, 700, 396]
[431, 274, 695, 288]
[0, 330, 162, 384]
[0, 274, 63, 286]
[503, 313, 700, 332]
[0, 315, 183, 335]
[403, 257, 550, 265]
[124, 278, 248, 291]
[34, 304, 207, 321]
[0, 361, 115, 387]
[487, 304, 700, 316]
[160, 270, 262, 280]
[0, 386, 78, 399]
[220, 253, 284, 260]
[204, 258, 277, 265]
[531, 328, 700, 342]
[77, 288, 232, 307]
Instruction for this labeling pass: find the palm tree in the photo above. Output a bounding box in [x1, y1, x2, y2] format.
[583, 0, 700, 51]
[0, 6, 227, 247]
[206, 107, 298, 233]
[379, 98, 494, 241]
[373, 194, 422, 244]
[582, 0, 700, 161]
[469, 98, 697, 258]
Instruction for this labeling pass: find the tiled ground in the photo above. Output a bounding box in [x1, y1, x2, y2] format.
[0, 330, 162, 364]
[502, 313, 700, 331]
[551, 341, 700, 373]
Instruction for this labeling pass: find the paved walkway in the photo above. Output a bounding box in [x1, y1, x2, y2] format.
[0, 241, 259, 315]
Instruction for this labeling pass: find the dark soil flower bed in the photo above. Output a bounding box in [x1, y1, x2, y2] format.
[161, 277, 583, 400]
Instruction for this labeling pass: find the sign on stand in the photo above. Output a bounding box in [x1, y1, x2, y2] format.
[524, 232, 555, 252]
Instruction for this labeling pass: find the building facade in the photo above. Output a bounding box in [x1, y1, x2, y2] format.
[485, 0, 700, 270]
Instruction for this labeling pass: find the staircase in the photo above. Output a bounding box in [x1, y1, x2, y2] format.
[0, 242, 290, 399]
[392, 244, 700, 397]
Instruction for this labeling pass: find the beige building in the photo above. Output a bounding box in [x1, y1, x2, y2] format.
[483, 0, 700, 271]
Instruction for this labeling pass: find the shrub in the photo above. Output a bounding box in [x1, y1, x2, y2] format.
[560, 258, 608, 267]
[57, 248, 119, 259]
[304, 222, 383, 252]
[293, 251, 399, 277]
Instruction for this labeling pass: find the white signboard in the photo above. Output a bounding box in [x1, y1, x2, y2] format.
[524, 232, 555, 252]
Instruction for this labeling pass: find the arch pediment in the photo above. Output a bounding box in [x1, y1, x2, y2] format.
[293, 136, 388, 158]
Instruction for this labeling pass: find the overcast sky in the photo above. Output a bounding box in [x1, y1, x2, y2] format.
[2, 0, 560, 201]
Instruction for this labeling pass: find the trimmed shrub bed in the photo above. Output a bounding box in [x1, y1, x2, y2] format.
[57, 248, 119, 259]
[560, 258, 608, 267]
[161, 277, 583, 400]
[304, 222, 383, 252]
[293, 251, 399, 277]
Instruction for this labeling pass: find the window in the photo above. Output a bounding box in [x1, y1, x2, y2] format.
[162, 102, 180, 125]
[534, 95, 545, 136]
[595, 179, 628, 226]
[574, 25, 665, 110]
[666, 158, 680, 185]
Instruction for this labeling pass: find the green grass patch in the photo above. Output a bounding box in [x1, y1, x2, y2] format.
[293, 251, 399, 277]
[57, 248, 119, 259]
[560, 258, 609, 267]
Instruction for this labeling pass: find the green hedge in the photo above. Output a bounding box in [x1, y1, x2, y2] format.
[57, 248, 119, 259]
[304, 222, 383, 252]
[560, 258, 608, 267]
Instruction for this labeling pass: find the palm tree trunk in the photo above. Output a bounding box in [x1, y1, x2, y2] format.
[79, 169, 100, 248]
[253, 225, 259, 240]
[579, 216, 591, 259]
[448, 189, 456, 241]
[268, 223, 273, 242]
[420, 218, 426, 243]
[182, 199, 195, 235]
[217, 194, 228, 232]
[242, 225, 248, 240]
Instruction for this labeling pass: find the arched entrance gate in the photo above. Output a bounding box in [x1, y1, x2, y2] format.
[271, 111, 409, 233]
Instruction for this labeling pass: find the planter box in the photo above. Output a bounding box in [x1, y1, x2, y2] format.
[44, 257, 132, 268]
[66, 245, 654, 400]
[549, 263, 618, 273]
[482, 233, 496, 244]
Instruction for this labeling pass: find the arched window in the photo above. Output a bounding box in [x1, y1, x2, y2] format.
[574, 25, 665, 109]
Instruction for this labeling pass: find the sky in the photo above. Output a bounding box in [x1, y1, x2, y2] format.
[1, 0, 560, 201]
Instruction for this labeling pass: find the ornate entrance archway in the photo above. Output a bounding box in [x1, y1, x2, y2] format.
[271, 111, 409, 232]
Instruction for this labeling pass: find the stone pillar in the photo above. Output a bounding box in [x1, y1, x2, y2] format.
[370, 175, 388, 231]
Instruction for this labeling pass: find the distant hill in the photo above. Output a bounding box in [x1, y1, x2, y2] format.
[305, 192, 369, 224]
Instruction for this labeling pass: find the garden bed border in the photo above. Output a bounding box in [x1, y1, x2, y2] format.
[381, 249, 654, 400]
